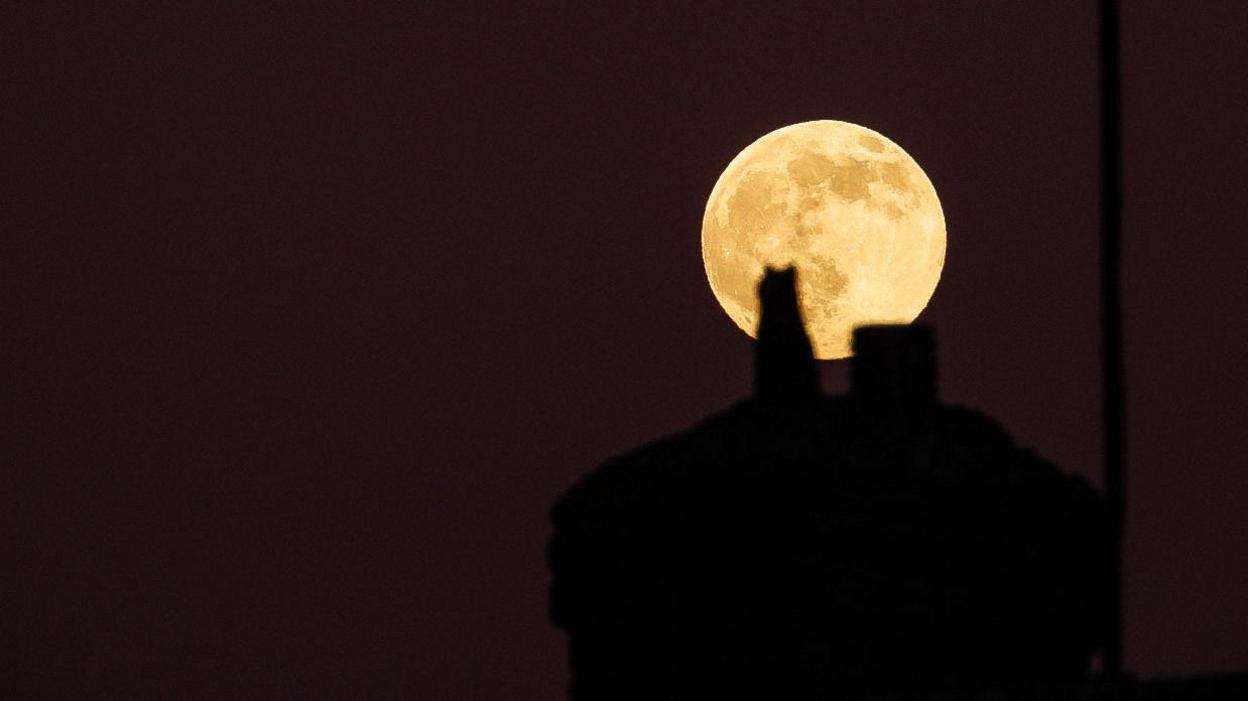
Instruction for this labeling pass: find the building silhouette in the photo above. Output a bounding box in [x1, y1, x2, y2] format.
[549, 267, 1246, 700]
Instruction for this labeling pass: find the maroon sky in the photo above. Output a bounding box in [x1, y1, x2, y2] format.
[6, 2, 1247, 697]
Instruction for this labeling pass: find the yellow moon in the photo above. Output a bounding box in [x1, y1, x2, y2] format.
[702, 120, 945, 359]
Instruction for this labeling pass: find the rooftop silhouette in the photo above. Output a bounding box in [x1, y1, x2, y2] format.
[550, 266, 1113, 700]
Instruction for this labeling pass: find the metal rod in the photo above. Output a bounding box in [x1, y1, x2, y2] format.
[1098, 0, 1125, 678]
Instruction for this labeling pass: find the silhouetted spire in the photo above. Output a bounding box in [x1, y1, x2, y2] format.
[754, 266, 818, 399]
[851, 324, 937, 404]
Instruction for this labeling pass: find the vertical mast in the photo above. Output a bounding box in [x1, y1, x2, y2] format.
[1099, 0, 1125, 679]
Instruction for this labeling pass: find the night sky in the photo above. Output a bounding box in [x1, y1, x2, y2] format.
[7, 2, 1248, 697]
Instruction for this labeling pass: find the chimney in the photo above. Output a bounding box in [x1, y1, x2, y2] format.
[754, 266, 819, 400]
[851, 324, 936, 404]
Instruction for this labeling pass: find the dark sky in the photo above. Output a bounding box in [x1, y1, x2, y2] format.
[6, 1, 1247, 697]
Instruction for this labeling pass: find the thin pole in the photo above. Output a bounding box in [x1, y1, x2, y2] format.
[1098, 0, 1125, 679]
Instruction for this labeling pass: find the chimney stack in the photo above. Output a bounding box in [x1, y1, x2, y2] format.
[851, 324, 936, 404]
[754, 267, 819, 400]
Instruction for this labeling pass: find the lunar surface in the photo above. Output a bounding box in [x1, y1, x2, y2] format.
[702, 120, 945, 359]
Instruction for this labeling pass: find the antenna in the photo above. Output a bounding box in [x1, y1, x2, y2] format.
[1099, 0, 1126, 679]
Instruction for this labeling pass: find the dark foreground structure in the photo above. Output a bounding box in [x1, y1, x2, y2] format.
[549, 268, 1245, 700]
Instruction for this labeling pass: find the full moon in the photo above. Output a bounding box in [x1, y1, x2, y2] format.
[702, 120, 945, 359]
